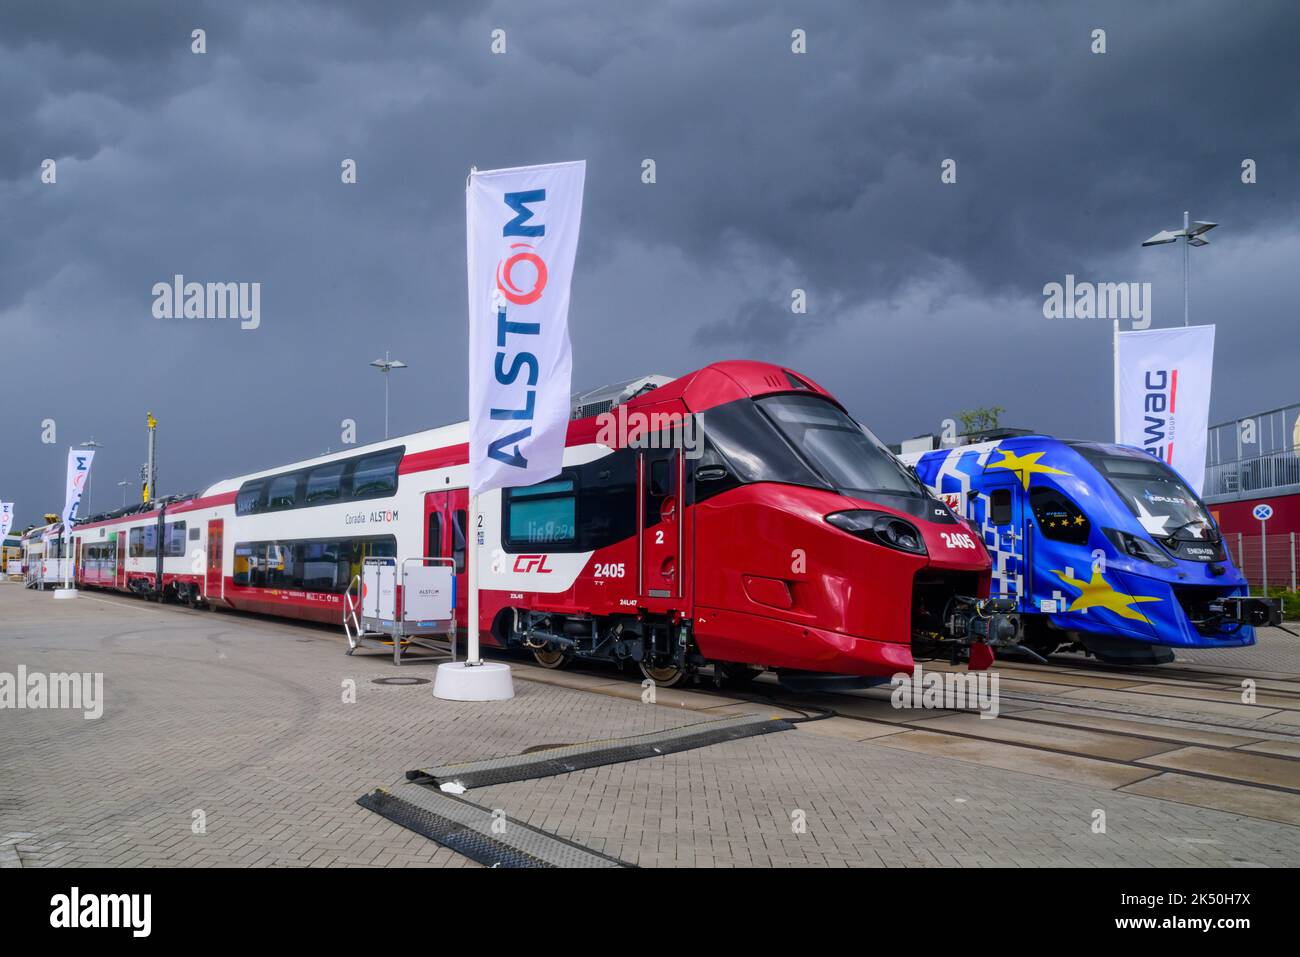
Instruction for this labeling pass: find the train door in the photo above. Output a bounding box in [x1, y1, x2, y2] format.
[206, 519, 224, 600]
[638, 446, 683, 602]
[423, 489, 468, 628]
[115, 533, 125, 589]
[980, 479, 1029, 607]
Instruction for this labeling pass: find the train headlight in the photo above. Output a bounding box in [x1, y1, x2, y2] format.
[826, 510, 927, 555]
[1103, 528, 1175, 568]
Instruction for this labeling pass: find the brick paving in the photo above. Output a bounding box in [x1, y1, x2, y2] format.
[2, 583, 1298, 867]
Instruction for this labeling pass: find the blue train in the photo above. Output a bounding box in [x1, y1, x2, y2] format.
[903, 436, 1280, 664]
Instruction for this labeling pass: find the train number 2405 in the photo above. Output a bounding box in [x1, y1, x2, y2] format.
[592, 562, 626, 578]
[940, 531, 978, 550]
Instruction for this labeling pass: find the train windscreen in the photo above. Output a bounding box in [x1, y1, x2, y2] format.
[754, 394, 925, 498]
[1075, 447, 1216, 542]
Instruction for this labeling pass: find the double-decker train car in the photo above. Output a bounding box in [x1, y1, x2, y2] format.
[68, 360, 1021, 685]
[903, 436, 1281, 664]
[20, 522, 67, 588]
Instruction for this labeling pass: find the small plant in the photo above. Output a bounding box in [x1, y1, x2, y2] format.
[1264, 586, 1299, 621]
[959, 406, 1005, 437]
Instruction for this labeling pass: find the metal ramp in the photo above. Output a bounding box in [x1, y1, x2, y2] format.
[357, 783, 630, 868]
[406, 713, 796, 790]
[343, 557, 457, 665]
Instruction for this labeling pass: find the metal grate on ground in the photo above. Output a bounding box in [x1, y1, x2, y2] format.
[357, 782, 630, 868]
[407, 713, 796, 790]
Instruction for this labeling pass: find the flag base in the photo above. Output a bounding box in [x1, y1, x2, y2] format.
[53, 588, 79, 600]
[432, 661, 515, 701]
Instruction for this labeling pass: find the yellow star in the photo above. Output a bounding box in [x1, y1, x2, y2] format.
[1052, 567, 1162, 623]
[1073, 514, 1085, 525]
[987, 448, 1069, 490]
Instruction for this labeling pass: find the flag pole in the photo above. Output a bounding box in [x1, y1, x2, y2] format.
[1112, 319, 1121, 443]
[467, 493, 480, 665]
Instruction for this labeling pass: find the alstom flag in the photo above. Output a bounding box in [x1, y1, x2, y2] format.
[61, 448, 96, 526]
[1117, 325, 1215, 494]
[0, 502, 13, 538]
[467, 160, 585, 499]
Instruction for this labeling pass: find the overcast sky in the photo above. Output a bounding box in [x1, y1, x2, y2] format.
[2, 1, 1298, 527]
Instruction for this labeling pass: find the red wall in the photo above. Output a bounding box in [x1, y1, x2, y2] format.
[1210, 491, 1300, 537]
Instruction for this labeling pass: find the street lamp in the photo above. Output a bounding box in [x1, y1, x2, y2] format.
[80, 438, 103, 514]
[117, 480, 134, 508]
[1142, 211, 1217, 327]
[369, 351, 408, 440]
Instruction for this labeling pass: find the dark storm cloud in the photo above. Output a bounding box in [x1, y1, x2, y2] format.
[1, 0, 1298, 528]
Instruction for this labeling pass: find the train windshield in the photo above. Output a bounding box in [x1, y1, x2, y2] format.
[1077, 448, 1216, 541]
[754, 394, 924, 497]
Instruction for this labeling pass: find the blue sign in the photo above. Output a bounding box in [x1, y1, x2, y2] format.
[1252, 503, 1274, 522]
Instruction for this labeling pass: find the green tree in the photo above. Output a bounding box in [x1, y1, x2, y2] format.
[959, 406, 1005, 437]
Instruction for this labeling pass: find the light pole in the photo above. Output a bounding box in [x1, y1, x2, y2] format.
[369, 351, 407, 440]
[117, 480, 134, 508]
[80, 438, 102, 514]
[1142, 211, 1217, 327]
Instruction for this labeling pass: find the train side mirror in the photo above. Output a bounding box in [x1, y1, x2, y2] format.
[694, 465, 729, 483]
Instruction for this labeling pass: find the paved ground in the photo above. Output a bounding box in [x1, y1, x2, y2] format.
[2, 583, 1299, 867]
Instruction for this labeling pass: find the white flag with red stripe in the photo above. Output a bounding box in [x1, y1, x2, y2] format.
[1118, 325, 1215, 494]
[466, 161, 585, 499]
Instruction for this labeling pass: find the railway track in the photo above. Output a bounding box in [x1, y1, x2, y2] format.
[53, 589, 1300, 828]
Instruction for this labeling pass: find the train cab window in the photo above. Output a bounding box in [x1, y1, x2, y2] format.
[305, 462, 346, 504]
[989, 489, 1013, 526]
[352, 451, 400, 499]
[504, 480, 576, 547]
[649, 458, 672, 497]
[452, 510, 466, 573]
[1029, 487, 1090, 545]
[236, 480, 265, 515]
[267, 474, 301, 511]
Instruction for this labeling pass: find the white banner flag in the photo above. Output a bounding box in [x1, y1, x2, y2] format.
[61, 448, 96, 526]
[0, 502, 13, 538]
[467, 160, 585, 499]
[1118, 325, 1215, 494]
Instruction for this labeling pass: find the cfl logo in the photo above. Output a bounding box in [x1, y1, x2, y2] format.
[513, 554, 552, 574]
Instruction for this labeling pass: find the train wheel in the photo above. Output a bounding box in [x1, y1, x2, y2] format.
[531, 647, 572, 670]
[638, 659, 690, 688]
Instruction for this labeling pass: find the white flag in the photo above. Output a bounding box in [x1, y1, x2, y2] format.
[1118, 325, 1215, 494]
[61, 448, 96, 526]
[0, 502, 13, 538]
[467, 161, 585, 499]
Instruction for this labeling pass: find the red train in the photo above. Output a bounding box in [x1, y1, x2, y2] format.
[65, 360, 1018, 686]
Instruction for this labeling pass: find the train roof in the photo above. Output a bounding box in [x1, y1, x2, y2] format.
[38, 360, 842, 521]
[902, 434, 1159, 467]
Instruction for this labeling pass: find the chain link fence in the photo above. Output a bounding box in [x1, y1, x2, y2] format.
[1228, 532, 1298, 592]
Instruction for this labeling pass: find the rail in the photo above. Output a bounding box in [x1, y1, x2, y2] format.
[1205, 448, 1300, 499]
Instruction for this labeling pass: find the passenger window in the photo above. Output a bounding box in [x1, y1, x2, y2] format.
[305, 462, 346, 503]
[352, 452, 400, 498]
[990, 489, 1013, 526]
[1030, 487, 1090, 545]
[427, 513, 443, 558]
[267, 474, 300, 511]
[452, 510, 466, 574]
[505, 480, 576, 546]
